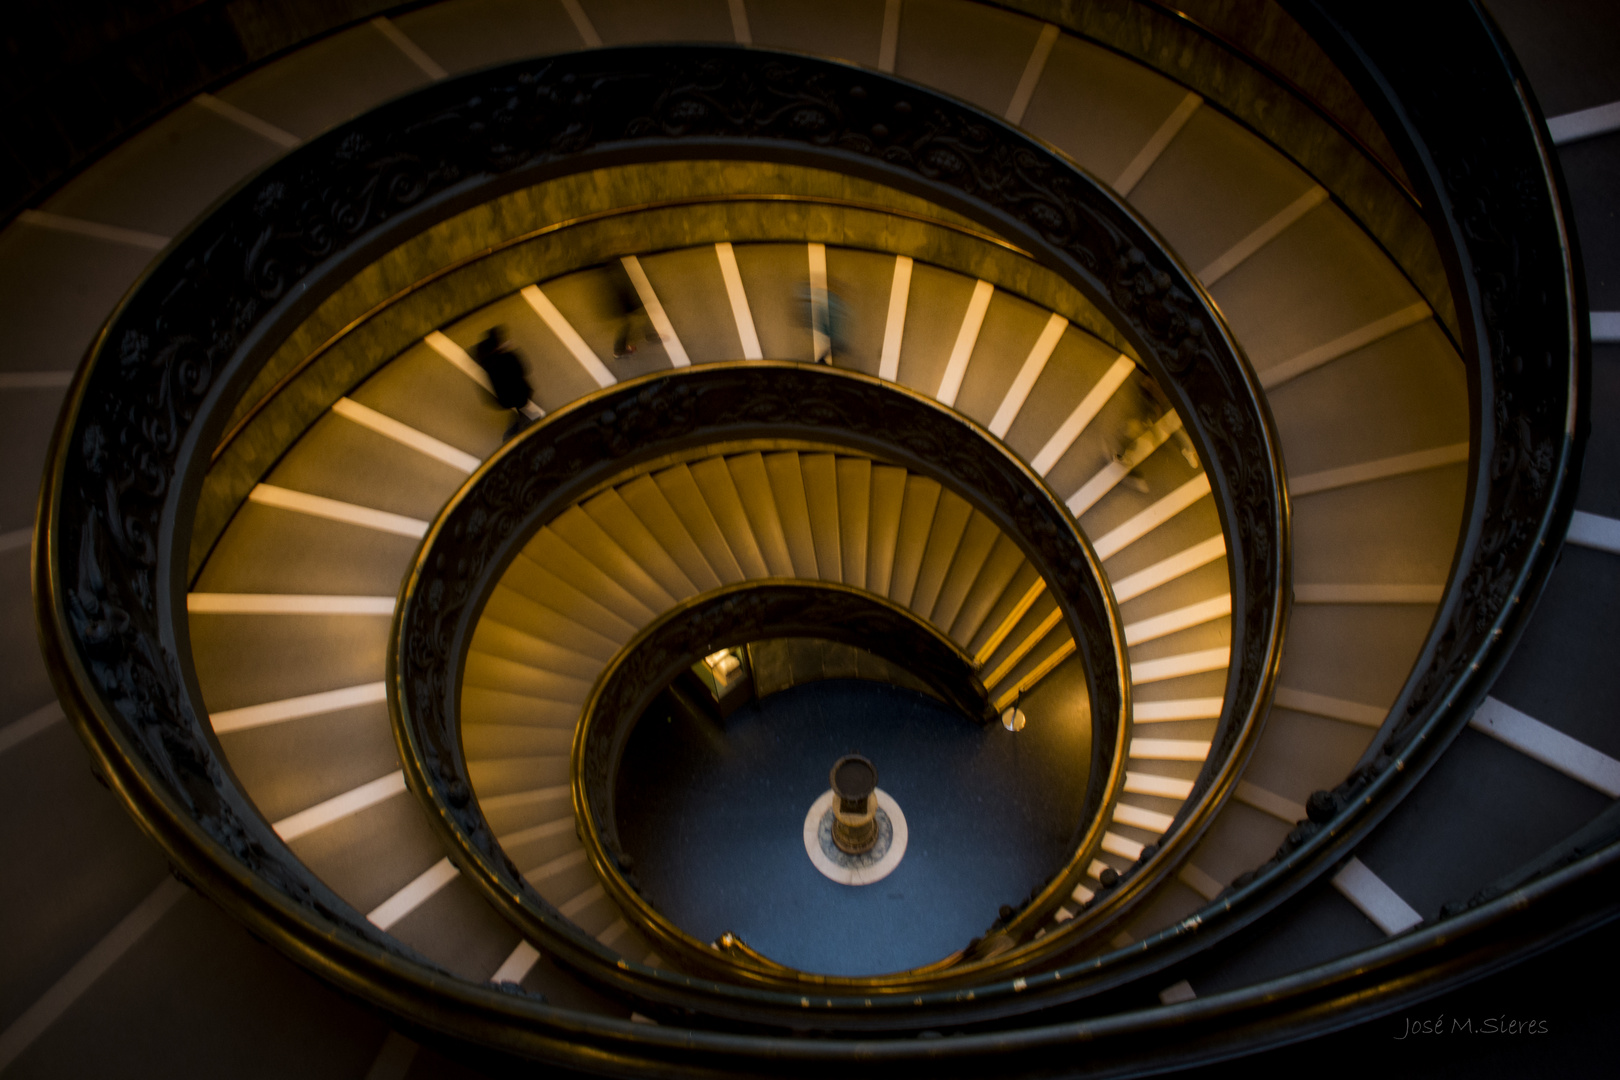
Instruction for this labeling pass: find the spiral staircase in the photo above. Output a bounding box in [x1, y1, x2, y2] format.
[1, 0, 1614, 1075]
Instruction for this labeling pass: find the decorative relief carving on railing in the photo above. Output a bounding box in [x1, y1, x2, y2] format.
[391, 363, 1126, 911]
[40, 44, 1300, 1031]
[1224, 0, 1582, 897]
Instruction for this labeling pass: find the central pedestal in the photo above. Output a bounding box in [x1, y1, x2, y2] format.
[617, 677, 1086, 974]
[804, 784, 908, 886]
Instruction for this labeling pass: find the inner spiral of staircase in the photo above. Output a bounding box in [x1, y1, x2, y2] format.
[185, 135, 1457, 993]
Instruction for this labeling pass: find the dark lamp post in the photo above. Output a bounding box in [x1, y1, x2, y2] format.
[830, 755, 879, 854]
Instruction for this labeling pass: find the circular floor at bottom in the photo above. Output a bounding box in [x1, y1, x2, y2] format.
[614, 678, 1090, 976]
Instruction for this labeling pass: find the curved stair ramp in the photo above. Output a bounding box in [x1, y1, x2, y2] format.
[0, 0, 1604, 1075]
[183, 226, 1255, 988]
[161, 9, 1466, 982]
[392, 229, 1465, 947]
[460, 447, 1070, 961]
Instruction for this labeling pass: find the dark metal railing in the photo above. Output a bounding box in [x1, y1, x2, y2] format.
[76, 22, 1616, 1066]
[391, 363, 1138, 1005]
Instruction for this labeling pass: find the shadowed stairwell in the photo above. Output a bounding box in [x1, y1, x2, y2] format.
[616, 650, 1091, 975]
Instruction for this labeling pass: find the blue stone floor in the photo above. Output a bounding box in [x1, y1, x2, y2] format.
[614, 678, 1089, 976]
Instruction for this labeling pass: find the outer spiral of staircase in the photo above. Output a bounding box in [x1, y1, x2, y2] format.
[2, 0, 1616, 1076]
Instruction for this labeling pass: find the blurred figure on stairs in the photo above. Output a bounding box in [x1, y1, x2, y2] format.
[1112, 366, 1200, 491]
[610, 260, 657, 358]
[473, 326, 535, 440]
[799, 280, 849, 364]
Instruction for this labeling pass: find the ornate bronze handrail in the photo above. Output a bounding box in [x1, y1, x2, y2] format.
[205, 191, 1030, 466]
[186, 172, 1132, 582]
[33, 0, 1590, 1061]
[38, 40, 1299, 1051]
[571, 580, 994, 980]
[965, 0, 1587, 997]
[392, 361, 1134, 1006]
[1160, 0, 1589, 969]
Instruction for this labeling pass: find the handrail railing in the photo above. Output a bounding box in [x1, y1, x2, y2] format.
[31, 0, 1591, 1062]
[1177, 0, 1588, 966]
[37, 38, 1314, 1062]
[920, 0, 1587, 1009]
[186, 179, 1125, 584]
[392, 363, 1137, 1006]
[205, 191, 1031, 467]
[577, 582, 995, 980]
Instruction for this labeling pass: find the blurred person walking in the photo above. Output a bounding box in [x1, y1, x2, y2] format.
[473, 326, 537, 440]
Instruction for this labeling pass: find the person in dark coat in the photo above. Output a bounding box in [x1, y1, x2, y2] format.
[608, 260, 655, 358]
[473, 325, 535, 440]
